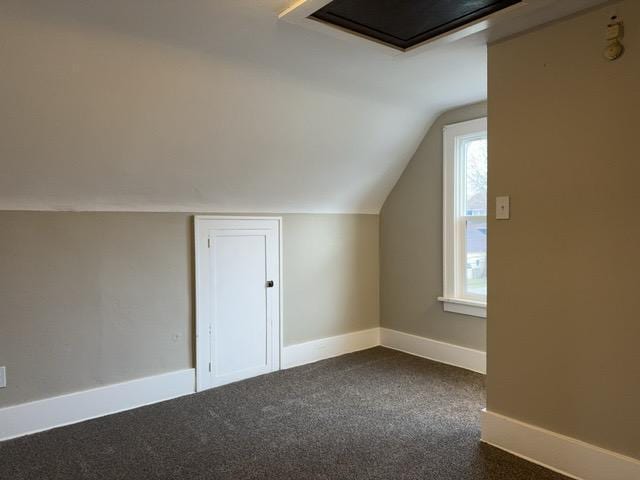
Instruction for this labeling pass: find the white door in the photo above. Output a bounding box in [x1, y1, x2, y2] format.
[195, 217, 281, 391]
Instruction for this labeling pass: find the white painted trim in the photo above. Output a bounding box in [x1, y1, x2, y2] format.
[0, 369, 195, 442]
[0, 329, 491, 442]
[379, 328, 486, 374]
[437, 296, 486, 318]
[193, 216, 284, 222]
[282, 328, 380, 369]
[282, 327, 487, 375]
[442, 117, 488, 307]
[481, 410, 640, 480]
[277, 0, 528, 55]
[194, 216, 282, 392]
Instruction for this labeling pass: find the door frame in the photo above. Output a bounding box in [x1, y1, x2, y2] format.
[194, 215, 283, 392]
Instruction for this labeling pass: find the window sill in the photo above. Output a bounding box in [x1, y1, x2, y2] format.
[437, 297, 486, 318]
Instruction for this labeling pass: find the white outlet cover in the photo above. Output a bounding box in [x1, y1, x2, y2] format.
[0, 366, 5, 388]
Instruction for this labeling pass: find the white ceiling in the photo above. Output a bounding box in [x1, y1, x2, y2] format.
[0, 0, 604, 213]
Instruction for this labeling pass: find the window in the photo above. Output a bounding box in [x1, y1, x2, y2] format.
[439, 117, 487, 318]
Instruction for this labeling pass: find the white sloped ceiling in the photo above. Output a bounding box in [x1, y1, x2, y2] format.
[0, 0, 487, 213]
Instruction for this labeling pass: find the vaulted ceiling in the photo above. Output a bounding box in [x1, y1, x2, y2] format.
[0, 0, 604, 213]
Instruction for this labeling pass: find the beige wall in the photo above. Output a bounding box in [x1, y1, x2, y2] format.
[487, 1, 640, 459]
[283, 214, 379, 345]
[380, 102, 487, 351]
[0, 212, 379, 408]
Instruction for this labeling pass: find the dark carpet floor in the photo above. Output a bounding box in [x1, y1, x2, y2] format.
[0, 347, 569, 480]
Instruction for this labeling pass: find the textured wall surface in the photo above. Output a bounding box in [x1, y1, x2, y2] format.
[283, 214, 379, 345]
[0, 212, 379, 407]
[487, 1, 640, 459]
[380, 102, 487, 351]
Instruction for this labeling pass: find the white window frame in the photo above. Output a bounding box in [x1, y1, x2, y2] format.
[438, 117, 487, 318]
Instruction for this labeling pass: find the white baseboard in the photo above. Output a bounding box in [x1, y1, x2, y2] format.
[1, 329, 486, 441]
[0, 368, 195, 442]
[379, 328, 486, 374]
[481, 410, 640, 480]
[282, 327, 380, 369]
[282, 327, 487, 375]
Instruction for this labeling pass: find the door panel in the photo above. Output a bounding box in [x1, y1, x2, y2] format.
[213, 233, 268, 379]
[195, 217, 280, 391]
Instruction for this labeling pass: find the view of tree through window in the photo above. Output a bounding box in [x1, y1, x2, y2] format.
[463, 138, 487, 297]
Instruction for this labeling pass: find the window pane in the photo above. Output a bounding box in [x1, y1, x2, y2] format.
[465, 219, 487, 297]
[464, 138, 487, 216]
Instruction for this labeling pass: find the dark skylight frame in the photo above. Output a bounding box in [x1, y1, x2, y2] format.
[311, 0, 522, 50]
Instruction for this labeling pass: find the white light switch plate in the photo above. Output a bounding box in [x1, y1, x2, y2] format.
[0, 367, 5, 388]
[496, 196, 510, 219]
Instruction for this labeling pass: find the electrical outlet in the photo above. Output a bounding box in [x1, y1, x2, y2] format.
[0, 367, 6, 388]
